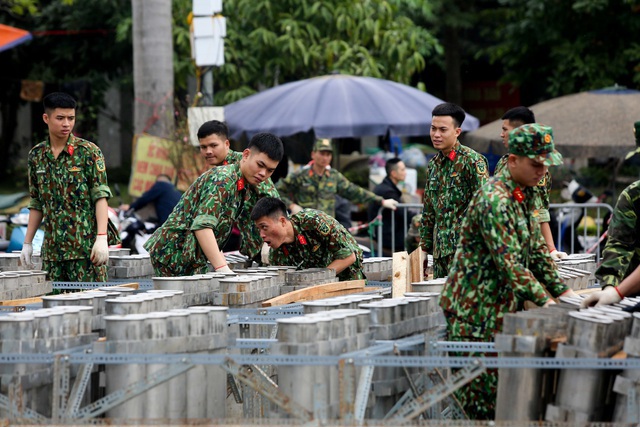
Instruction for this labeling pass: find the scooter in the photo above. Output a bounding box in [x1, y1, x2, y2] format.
[118, 208, 157, 255]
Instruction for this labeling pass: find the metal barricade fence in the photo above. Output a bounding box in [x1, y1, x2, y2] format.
[372, 202, 614, 264]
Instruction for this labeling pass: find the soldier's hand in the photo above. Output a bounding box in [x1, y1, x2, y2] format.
[560, 289, 579, 298]
[90, 235, 109, 266]
[261, 243, 271, 265]
[550, 249, 568, 260]
[580, 287, 622, 308]
[542, 299, 556, 308]
[290, 204, 303, 214]
[381, 199, 398, 210]
[215, 265, 234, 274]
[20, 242, 34, 269]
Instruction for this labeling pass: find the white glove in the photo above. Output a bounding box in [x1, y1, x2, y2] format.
[580, 286, 622, 308]
[261, 243, 271, 265]
[90, 235, 109, 266]
[542, 299, 557, 308]
[290, 204, 303, 214]
[550, 249, 568, 260]
[216, 265, 234, 273]
[20, 242, 34, 269]
[381, 199, 398, 210]
[560, 289, 579, 298]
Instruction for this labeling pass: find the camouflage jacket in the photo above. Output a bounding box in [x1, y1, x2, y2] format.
[595, 180, 640, 288]
[440, 166, 568, 341]
[144, 163, 278, 275]
[28, 135, 112, 261]
[420, 141, 489, 258]
[494, 155, 551, 223]
[276, 165, 382, 217]
[269, 209, 364, 281]
[216, 148, 279, 259]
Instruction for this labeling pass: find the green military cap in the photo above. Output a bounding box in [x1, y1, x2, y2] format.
[624, 121, 640, 160]
[508, 123, 563, 166]
[407, 214, 421, 238]
[313, 138, 333, 152]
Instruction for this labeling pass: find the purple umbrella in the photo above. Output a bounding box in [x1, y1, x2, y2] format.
[224, 74, 479, 139]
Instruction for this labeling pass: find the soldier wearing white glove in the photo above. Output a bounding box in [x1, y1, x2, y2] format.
[550, 249, 568, 260]
[90, 234, 110, 266]
[381, 199, 398, 210]
[20, 242, 34, 269]
[215, 264, 234, 274]
[580, 286, 623, 308]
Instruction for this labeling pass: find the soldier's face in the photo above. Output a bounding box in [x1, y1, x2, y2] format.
[43, 108, 75, 140]
[430, 116, 461, 154]
[311, 150, 332, 169]
[241, 149, 278, 186]
[500, 120, 516, 147]
[255, 215, 287, 248]
[199, 134, 229, 167]
[509, 155, 547, 187]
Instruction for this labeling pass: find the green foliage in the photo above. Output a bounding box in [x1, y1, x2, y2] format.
[191, 0, 439, 105]
[481, 0, 640, 97]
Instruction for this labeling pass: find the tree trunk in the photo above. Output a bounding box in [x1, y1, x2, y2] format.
[132, 0, 174, 138]
[443, 26, 462, 105]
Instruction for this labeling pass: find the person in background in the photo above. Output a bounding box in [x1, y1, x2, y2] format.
[21, 92, 112, 282]
[251, 197, 363, 281]
[119, 174, 181, 225]
[440, 124, 576, 420]
[494, 106, 565, 259]
[368, 158, 407, 254]
[277, 138, 398, 217]
[420, 102, 489, 278]
[144, 133, 283, 276]
[405, 214, 422, 254]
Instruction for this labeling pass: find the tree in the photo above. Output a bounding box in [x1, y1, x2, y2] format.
[187, 0, 440, 104]
[481, 0, 640, 100]
[131, 0, 174, 138]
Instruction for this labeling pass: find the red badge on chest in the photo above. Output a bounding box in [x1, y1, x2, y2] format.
[447, 150, 456, 161]
[237, 178, 245, 191]
[297, 234, 307, 245]
[513, 187, 525, 203]
[68, 145, 74, 156]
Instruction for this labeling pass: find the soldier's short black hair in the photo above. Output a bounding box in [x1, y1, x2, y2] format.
[43, 92, 77, 113]
[197, 120, 229, 140]
[250, 197, 288, 221]
[501, 106, 535, 126]
[432, 102, 466, 128]
[247, 132, 284, 162]
[385, 157, 403, 177]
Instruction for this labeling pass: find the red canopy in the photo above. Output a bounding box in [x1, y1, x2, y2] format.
[0, 24, 32, 53]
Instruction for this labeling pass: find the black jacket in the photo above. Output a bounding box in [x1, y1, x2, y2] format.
[368, 176, 404, 251]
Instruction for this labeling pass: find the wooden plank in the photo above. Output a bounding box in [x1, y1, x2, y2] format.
[392, 251, 409, 298]
[111, 282, 140, 290]
[293, 287, 382, 302]
[409, 248, 424, 283]
[0, 296, 43, 306]
[262, 280, 366, 307]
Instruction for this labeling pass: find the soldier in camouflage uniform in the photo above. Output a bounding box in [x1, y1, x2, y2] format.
[20, 92, 112, 282]
[250, 197, 363, 281]
[198, 120, 270, 261]
[582, 122, 640, 307]
[145, 133, 283, 276]
[441, 124, 575, 420]
[494, 107, 566, 259]
[420, 103, 489, 278]
[276, 138, 398, 218]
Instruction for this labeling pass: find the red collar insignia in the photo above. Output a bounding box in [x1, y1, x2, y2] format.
[223, 160, 228, 165]
[513, 187, 525, 203]
[237, 177, 245, 191]
[67, 145, 74, 156]
[297, 234, 307, 245]
[447, 150, 456, 161]
[282, 246, 289, 256]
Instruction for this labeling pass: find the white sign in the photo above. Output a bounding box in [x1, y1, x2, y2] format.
[188, 107, 225, 146]
[193, 0, 222, 16]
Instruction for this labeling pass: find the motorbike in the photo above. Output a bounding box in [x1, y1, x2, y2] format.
[549, 179, 611, 254]
[117, 208, 157, 255]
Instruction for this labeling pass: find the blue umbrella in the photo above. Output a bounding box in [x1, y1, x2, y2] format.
[224, 74, 479, 140]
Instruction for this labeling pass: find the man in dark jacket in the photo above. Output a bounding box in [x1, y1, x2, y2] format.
[120, 174, 181, 225]
[368, 158, 407, 254]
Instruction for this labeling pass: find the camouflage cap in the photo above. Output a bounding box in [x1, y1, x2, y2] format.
[508, 123, 563, 166]
[624, 121, 640, 159]
[313, 138, 333, 152]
